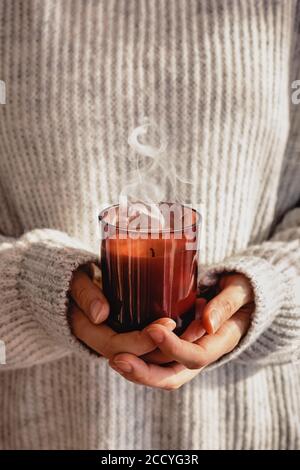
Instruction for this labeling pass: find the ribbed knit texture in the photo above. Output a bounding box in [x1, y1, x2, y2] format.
[0, 0, 300, 449]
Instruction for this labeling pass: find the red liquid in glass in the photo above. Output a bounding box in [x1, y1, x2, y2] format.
[100, 205, 199, 333]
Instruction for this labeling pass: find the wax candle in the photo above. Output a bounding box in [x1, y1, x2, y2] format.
[99, 203, 200, 334]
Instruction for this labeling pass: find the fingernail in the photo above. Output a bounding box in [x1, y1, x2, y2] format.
[147, 328, 165, 344]
[163, 319, 176, 329]
[90, 299, 105, 323]
[210, 309, 220, 333]
[113, 361, 132, 373]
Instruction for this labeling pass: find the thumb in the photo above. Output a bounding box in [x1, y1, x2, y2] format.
[70, 269, 110, 324]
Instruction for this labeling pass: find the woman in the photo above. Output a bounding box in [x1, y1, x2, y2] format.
[0, 0, 299, 449]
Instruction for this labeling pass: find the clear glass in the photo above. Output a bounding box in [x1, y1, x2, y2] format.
[98, 203, 201, 334]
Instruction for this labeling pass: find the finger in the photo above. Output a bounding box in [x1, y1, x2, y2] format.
[143, 299, 207, 365]
[145, 309, 250, 369]
[181, 298, 207, 341]
[70, 270, 109, 324]
[71, 304, 176, 358]
[109, 353, 202, 390]
[142, 318, 205, 365]
[202, 274, 253, 334]
[150, 317, 177, 330]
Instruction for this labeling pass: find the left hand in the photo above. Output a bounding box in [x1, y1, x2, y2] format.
[109, 274, 254, 390]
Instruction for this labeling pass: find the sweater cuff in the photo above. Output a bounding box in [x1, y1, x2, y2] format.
[201, 254, 292, 367]
[19, 229, 99, 358]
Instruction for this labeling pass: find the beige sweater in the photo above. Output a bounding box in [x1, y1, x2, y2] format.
[0, 0, 300, 450]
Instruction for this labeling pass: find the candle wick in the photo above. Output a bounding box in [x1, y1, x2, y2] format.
[150, 248, 155, 257]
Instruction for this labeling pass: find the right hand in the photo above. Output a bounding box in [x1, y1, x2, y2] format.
[69, 267, 177, 360]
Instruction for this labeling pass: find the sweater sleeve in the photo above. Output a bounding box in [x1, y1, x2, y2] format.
[0, 229, 99, 370]
[202, 206, 300, 367]
[203, 5, 300, 368]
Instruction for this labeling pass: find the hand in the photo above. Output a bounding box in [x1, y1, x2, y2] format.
[69, 267, 176, 359]
[109, 274, 254, 390]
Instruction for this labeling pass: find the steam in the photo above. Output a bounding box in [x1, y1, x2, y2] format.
[118, 117, 191, 230]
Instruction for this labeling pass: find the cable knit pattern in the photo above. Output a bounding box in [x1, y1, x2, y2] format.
[0, 0, 300, 449]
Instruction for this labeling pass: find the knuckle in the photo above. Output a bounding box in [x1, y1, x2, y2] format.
[221, 320, 239, 340]
[213, 320, 241, 356]
[195, 340, 209, 356]
[193, 343, 211, 367]
[167, 337, 182, 357]
[187, 357, 207, 369]
[132, 330, 153, 354]
[75, 285, 88, 307]
[219, 298, 234, 317]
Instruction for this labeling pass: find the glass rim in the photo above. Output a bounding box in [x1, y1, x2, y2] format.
[98, 202, 201, 235]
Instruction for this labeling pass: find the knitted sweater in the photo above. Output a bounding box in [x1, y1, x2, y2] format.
[0, 0, 300, 450]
